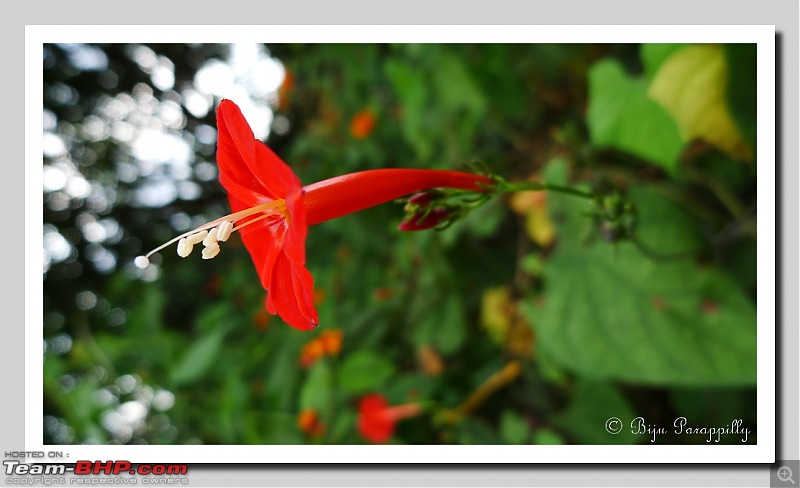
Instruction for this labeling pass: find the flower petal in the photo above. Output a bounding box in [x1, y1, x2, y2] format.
[216, 99, 301, 200]
[282, 187, 308, 266]
[266, 251, 318, 330]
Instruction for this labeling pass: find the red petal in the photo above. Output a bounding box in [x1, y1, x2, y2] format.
[216, 99, 301, 201]
[282, 187, 308, 266]
[254, 142, 302, 199]
[266, 251, 318, 330]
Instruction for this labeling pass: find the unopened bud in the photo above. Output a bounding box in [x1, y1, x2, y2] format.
[398, 208, 452, 232]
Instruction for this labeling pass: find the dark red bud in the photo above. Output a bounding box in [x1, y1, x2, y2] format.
[407, 191, 437, 207]
[398, 208, 452, 232]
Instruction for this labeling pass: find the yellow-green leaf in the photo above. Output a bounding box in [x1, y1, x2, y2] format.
[648, 45, 751, 161]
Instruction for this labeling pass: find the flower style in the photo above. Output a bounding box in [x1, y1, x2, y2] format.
[137, 99, 493, 330]
[356, 394, 421, 444]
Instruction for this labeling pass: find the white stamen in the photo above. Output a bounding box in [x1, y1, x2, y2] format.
[177, 238, 193, 258]
[134, 256, 150, 268]
[201, 243, 221, 260]
[187, 230, 209, 246]
[203, 228, 219, 247]
[217, 220, 233, 242]
[139, 199, 287, 261]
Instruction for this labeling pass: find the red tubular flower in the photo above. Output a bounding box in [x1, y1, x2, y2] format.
[137, 99, 493, 331]
[357, 394, 421, 444]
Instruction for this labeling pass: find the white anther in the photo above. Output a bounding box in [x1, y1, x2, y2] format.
[201, 243, 221, 260]
[202, 228, 219, 247]
[134, 256, 150, 268]
[186, 230, 209, 246]
[177, 238, 193, 258]
[217, 220, 233, 242]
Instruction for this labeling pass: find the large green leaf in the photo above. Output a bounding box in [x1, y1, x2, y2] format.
[528, 174, 756, 386]
[587, 59, 684, 173]
[528, 242, 756, 386]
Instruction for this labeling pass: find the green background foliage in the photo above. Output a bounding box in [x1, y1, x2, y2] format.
[43, 43, 757, 446]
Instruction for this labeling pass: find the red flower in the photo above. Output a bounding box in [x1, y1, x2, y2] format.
[137, 99, 493, 331]
[357, 394, 421, 444]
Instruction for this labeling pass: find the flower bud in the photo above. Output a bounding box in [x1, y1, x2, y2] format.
[398, 207, 452, 232]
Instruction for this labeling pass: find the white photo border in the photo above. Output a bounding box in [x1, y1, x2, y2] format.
[27, 24, 776, 464]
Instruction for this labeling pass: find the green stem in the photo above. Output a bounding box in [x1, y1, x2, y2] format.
[500, 180, 595, 200]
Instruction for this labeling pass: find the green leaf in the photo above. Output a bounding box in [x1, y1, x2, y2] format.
[384, 59, 433, 160]
[434, 53, 487, 116]
[641, 43, 690, 82]
[169, 327, 229, 386]
[299, 361, 333, 410]
[500, 410, 530, 444]
[648, 44, 751, 161]
[553, 380, 640, 444]
[338, 349, 396, 394]
[529, 240, 756, 386]
[587, 59, 684, 173]
[411, 295, 467, 355]
[529, 177, 756, 386]
[218, 372, 248, 443]
[628, 186, 706, 255]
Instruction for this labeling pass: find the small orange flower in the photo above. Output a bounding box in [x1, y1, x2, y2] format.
[318, 329, 343, 356]
[349, 109, 376, 139]
[300, 339, 326, 368]
[300, 329, 343, 367]
[297, 408, 325, 438]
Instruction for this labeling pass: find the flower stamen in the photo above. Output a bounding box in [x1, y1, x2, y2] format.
[217, 220, 233, 242]
[186, 230, 208, 246]
[202, 243, 221, 260]
[134, 199, 288, 268]
[177, 238, 192, 258]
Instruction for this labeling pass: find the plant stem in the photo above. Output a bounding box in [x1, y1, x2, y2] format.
[500, 180, 595, 200]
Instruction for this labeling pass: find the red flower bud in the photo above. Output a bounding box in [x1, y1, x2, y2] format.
[398, 208, 452, 232]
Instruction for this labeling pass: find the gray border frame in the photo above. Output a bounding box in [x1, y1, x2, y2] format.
[9, 0, 797, 486]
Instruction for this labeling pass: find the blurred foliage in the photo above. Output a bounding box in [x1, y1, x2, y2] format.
[43, 43, 757, 446]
